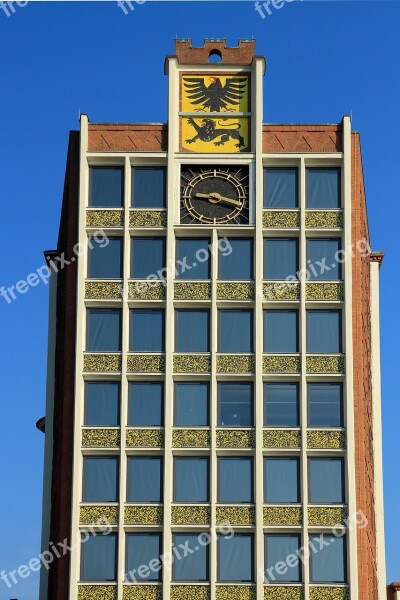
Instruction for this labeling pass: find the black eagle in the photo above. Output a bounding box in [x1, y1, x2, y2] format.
[183, 77, 247, 112]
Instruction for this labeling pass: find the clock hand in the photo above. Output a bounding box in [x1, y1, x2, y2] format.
[195, 192, 242, 208]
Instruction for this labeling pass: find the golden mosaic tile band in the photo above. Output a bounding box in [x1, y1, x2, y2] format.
[307, 430, 346, 449]
[263, 282, 300, 301]
[305, 211, 344, 229]
[128, 281, 166, 301]
[171, 586, 211, 600]
[263, 355, 301, 374]
[174, 282, 212, 301]
[309, 587, 349, 600]
[126, 428, 165, 448]
[308, 507, 348, 526]
[216, 355, 255, 374]
[216, 282, 255, 301]
[173, 354, 211, 373]
[83, 353, 122, 373]
[263, 506, 302, 526]
[263, 211, 300, 229]
[216, 429, 255, 448]
[82, 428, 120, 448]
[127, 354, 165, 373]
[86, 210, 124, 228]
[263, 429, 301, 448]
[172, 429, 210, 448]
[129, 210, 167, 228]
[78, 585, 117, 600]
[306, 283, 344, 302]
[171, 505, 211, 525]
[124, 506, 163, 525]
[216, 506, 255, 525]
[216, 585, 256, 600]
[85, 281, 122, 300]
[306, 355, 345, 374]
[264, 587, 304, 600]
[123, 585, 162, 600]
[80, 505, 119, 525]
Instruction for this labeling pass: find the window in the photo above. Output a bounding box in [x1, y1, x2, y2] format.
[130, 309, 165, 352]
[127, 457, 163, 503]
[131, 167, 166, 208]
[218, 533, 254, 582]
[307, 168, 341, 209]
[264, 458, 300, 503]
[309, 535, 347, 583]
[87, 309, 121, 352]
[218, 310, 253, 353]
[218, 457, 253, 503]
[218, 382, 253, 427]
[128, 382, 164, 427]
[264, 239, 298, 280]
[83, 457, 119, 502]
[264, 383, 299, 427]
[81, 533, 117, 581]
[126, 533, 162, 582]
[264, 168, 298, 209]
[175, 310, 210, 353]
[307, 310, 342, 354]
[85, 382, 120, 427]
[176, 238, 211, 280]
[264, 310, 299, 353]
[88, 237, 123, 279]
[174, 457, 209, 503]
[265, 535, 301, 583]
[89, 167, 123, 208]
[131, 237, 165, 279]
[307, 239, 342, 280]
[308, 383, 343, 427]
[174, 382, 209, 427]
[219, 238, 253, 280]
[173, 534, 209, 582]
[308, 458, 344, 504]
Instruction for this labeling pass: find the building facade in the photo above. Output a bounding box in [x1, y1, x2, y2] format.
[39, 40, 386, 600]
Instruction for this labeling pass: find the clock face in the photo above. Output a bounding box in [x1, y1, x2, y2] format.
[180, 165, 250, 225]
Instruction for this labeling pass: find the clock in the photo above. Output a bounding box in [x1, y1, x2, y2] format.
[180, 165, 249, 224]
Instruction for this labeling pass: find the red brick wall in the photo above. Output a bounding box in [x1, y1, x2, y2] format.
[174, 39, 255, 65]
[263, 124, 343, 152]
[88, 123, 167, 152]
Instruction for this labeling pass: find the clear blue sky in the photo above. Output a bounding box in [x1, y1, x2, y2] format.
[0, 2, 399, 598]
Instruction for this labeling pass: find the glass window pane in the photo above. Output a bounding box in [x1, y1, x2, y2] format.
[264, 310, 298, 353]
[83, 457, 119, 503]
[127, 457, 163, 503]
[88, 237, 123, 279]
[218, 534, 254, 582]
[174, 382, 209, 427]
[307, 239, 342, 281]
[307, 310, 341, 354]
[308, 383, 343, 427]
[264, 458, 300, 503]
[81, 533, 117, 581]
[130, 309, 165, 352]
[85, 382, 120, 427]
[174, 457, 209, 503]
[307, 168, 341, 209]
[218, 458, 253, 503]
[176, 238, 211, 280]
[173, 534, 209, 582]
[218, 383, 253, 427]
[89, 167, 123, 208]
[132, 167, 166, 208]
[87, 309, 121, 352]
[264, 383, 299, 427]
[128, 382, 164, 427]
[264, 168, 298, 209]
[219, 238, 253, 280]
[131, 237, 165, 279]
[265, 534, 301, 582]
[126, 534, 162, 582]
[218, 310, 253, 353]
[175, 310, 209, 353]
[309, 458, 344, 504]
[310, 535, 346, 583]
[264, 239, 298, 280]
